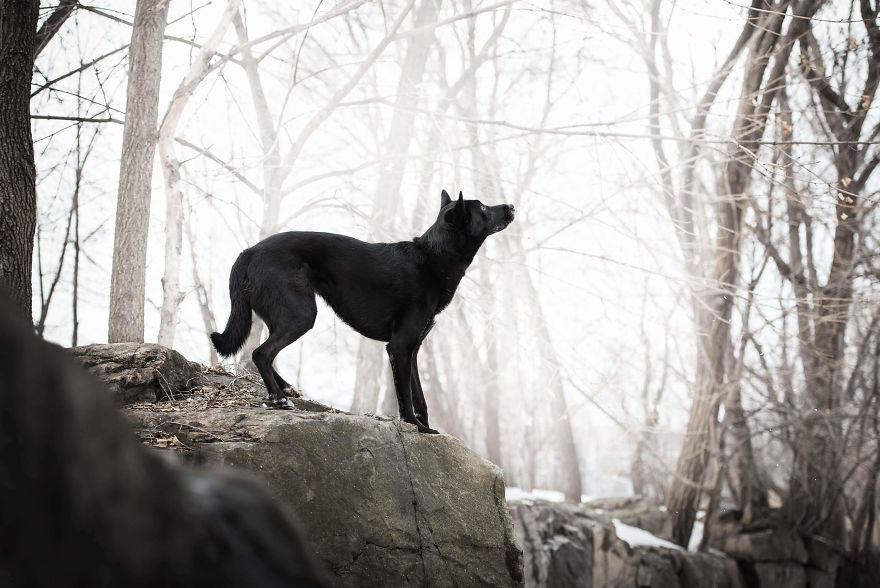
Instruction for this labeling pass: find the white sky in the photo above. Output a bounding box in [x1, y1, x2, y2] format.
[30, 0, 869, 494]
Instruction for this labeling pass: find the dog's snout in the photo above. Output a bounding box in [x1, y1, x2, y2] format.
[505, 204, 515, 219]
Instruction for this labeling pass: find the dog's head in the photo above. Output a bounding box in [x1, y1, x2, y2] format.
[439, 189, 515, 239]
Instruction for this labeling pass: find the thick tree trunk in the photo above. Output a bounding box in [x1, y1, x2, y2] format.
[108, 0, 169, 343]
[0, 0, 39, 322]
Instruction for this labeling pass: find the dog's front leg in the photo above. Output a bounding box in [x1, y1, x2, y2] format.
[410, 349, 430, 429]
[386, 339, 437, 434]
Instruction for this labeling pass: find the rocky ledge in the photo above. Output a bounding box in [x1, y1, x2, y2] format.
[71, 343, 524, 588]
[510, 501, 739, 588]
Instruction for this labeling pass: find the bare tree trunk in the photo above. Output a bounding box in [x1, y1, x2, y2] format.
[33, 0, 77, 58]
[509, 237, 582, 502]
[231, 10, 280, 371]
[632, 302, 668, 500]
[35, 183, 75, 337]
[481, 265, 503, 469]
[784, 0, 879, 539]
[380, 364, 397, 417]
[185, 204, 217, 365]
[157, 0, 241, 348]
[371, 0, 440, 230]
[351, 341, 384, 414]
[108, 0, 169, 343]
[0, 0, 39, 322]
[665, 0, 819, 546]
[71, 181, 80, 347]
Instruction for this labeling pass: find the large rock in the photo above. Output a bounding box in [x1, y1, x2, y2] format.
[584, 496, 672, 541]
[510, 500, 741, 588]
[70, 343, 203, 403]
[124, 385, 523, 588]
[707, 511, 846, 588]
[718, 528, 808, 564]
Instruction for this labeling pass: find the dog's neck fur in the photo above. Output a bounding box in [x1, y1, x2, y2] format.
[415, 223, 483, 267]
[413, 223, 484, 300]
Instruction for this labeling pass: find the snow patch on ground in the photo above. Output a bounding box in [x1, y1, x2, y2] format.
[688, 518, 704, 552]
[505, 487, 595, 504]
[505, 487, 565, 503]
[612, 518, 684, 551]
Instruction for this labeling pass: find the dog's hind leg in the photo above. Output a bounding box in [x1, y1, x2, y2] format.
[272, 370, 299, 398]
[251, 279, 317, 408]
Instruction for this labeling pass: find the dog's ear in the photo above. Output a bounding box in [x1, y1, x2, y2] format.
[441, 189, 451, 208]
[444, 192, 469, 225]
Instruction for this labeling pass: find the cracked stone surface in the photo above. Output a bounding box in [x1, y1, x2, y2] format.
[125, 403, 524, 587]
[70, 343, 204, 403]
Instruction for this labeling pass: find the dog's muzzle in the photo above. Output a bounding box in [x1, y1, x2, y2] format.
[492, 204, 515, 233]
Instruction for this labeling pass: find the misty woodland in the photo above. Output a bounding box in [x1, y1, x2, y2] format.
[1, 0, 879, 586]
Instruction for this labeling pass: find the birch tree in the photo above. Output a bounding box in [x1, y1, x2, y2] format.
[108, 0, 169, 343]
[156, 0, 242, 349]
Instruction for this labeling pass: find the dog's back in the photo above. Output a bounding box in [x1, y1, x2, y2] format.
[247, 231, 429, 342]
[211, 191, 514, 430]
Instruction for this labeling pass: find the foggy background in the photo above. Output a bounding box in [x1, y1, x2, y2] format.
[29, 0, 880, 550]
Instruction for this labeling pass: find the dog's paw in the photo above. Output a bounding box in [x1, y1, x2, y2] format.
[418, 425, 439, 435]
[282, 386, 301, 399]
[265, 396, 295, 409]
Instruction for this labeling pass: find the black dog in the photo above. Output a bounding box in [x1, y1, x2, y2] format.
[211, 190, 515, 434]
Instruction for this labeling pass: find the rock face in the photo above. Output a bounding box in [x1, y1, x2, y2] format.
[583, 496, 673, 541]
[512, 500, 868, 588]
[708, 513, 843, 588]
[119, 369, 523, 588]
[510, 501, 742, 588]
[70, 343, 203, 403]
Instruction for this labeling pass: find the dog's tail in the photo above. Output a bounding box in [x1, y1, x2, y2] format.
[210, 250, 254, 358]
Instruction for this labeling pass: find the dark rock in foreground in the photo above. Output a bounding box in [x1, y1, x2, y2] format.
[121, 367, 523, 588]
[3, 308, 325, 587]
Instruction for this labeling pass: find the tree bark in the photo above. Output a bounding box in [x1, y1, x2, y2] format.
[108, 0, 169, 343]
[0, 0, 39, 322]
